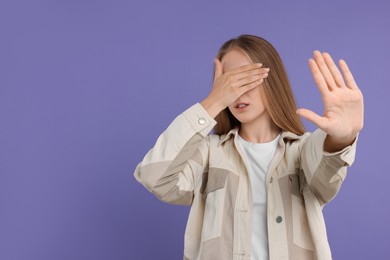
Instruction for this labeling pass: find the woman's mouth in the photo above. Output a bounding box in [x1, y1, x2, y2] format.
[235, 103, 249, 110]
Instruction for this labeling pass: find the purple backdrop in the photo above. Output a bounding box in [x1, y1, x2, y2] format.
[0, 0, 389, 259]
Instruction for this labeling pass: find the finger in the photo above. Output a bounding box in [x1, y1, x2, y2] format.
[322, 52, 346, 88]
[236, 73, 268, 88]
[313, 50, 337, 91]
[339, 59, 358, 90]
[213, 58, 223, 84]
[228, 62, 263, 76]
[296, 108, 328, 130]
[309, 58, 329, 96]
[234, 67, 270, 81]
[239, 79, 264, 95]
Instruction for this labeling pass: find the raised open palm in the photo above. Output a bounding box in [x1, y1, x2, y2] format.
[297, 50, 364, 142]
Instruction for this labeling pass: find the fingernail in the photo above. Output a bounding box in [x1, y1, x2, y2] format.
[264, 68, 270, 72]
[256, 63, 262, 67]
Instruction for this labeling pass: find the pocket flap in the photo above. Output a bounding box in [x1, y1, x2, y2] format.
[200, 168, 228, 196]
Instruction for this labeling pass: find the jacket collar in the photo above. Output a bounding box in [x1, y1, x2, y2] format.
[218, 127, 303, 146]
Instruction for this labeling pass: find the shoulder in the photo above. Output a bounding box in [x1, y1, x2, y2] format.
[280, 130, 312, 156]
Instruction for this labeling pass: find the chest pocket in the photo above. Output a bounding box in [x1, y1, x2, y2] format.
[290, 170, 315, 251]
[200, 167, 228, 242]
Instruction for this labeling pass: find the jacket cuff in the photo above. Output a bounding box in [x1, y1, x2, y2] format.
[182, 103, 217, 137]
[318, 129, 359, 167]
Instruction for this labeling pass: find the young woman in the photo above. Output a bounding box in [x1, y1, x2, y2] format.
[134, 34, 364, 260]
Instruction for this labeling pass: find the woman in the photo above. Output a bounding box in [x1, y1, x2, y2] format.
[134, 34, 364, 260]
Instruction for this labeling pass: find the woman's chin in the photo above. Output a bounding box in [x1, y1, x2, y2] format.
[235, 116, 254, 124]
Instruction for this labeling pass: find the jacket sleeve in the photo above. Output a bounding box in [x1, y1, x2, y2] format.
[133, 103, 217, 205]
[299, 128, 359, 206]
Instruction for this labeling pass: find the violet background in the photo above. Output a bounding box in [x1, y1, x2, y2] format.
[1, 0, 389, 259]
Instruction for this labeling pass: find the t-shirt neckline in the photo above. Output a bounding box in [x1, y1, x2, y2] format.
[237, 132, 281, 149]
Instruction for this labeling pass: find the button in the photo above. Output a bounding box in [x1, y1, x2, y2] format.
[276, 216, 283, 223]
[198, 118, 206, 125]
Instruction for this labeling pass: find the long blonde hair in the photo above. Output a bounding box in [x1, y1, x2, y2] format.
[213, 34, 305, 136]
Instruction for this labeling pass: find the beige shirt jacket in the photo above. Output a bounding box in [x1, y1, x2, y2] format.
[134, 103, 359, 260]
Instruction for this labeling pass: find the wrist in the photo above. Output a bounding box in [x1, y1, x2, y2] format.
[323, 133, 357, 153]
[200, 97, 224, 118]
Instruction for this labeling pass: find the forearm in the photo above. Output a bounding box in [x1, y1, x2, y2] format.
[134, 103, 216, 192]
[300, 128, 358, 205]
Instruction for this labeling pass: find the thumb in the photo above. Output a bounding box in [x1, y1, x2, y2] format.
[213, 58, 223, 84]
[296, 108, 327, 129]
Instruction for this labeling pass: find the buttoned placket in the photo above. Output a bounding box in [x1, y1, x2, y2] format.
[233, 133, 253, 259]
[265, 137, 289, 259]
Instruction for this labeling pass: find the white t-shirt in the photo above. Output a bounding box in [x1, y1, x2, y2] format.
[236, 132, 281, 260]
